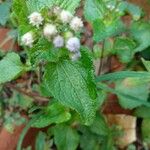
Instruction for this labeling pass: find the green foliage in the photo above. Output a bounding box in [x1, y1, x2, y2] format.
[93, 18, 125, 42]
[0, 53, 28, 84]
[115, 78, 150, 109]
[35, 132, 53, 150]
[79, 114, 116, 150]
[4, 0, 150, 149]
[84, 0, 105, 22]
[96, 71, 150, 82]
[118, 1, 142, 20]
[142, 118, 150, 144]
[29, 38, 69, 64]
[80, 129, 101, 150]
[130, 21, 150, 52]
[32, 102, 71, 128]
[26, 0, 81, 13]
[134, 106, 150, 118]
[0, 1, 12, 26]
[54, 124, 79, 150]
[113, 37, 137, 63]
[12, 0, 28, 25]
[142, 58, 150, 72]
[43, 60, 97, 125]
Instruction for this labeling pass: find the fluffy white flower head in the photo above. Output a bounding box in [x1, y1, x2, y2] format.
[53, 35, 64, 48]
[66, 37, 80, 52]
[60, 10, 73, 23]
[21, 32, 34, 47]
[70, 17, 83, 31]
[28, 12, 43, 28]
[71, 51, 81, 61]
[43, 24, 58, 38]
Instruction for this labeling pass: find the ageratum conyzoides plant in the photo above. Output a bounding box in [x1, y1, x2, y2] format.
[1, 0, 150, 149]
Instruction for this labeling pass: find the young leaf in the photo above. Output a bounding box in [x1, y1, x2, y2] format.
[126, 3, 142, 21]
[32, 102, 71, 128]
[130, 21, 150, 52]
[54, 124, 79, 150]
[29, 38, 69, 64]
[113, 37, 137, 63]
[93, 19, 125, 42]
[0, 53, 27, 84]
[43, 60, 97, 125]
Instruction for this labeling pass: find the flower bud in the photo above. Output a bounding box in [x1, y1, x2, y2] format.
[21, 32, 34, 47]
[70, 17, 83, 31]
[53, 35, 64, 48]
[66, 37, 80, 52]
[28, 12, 43, 28]
[60, 10, 73, 23]
[64, 31, 73, 40]
[43, 24, 58, 38]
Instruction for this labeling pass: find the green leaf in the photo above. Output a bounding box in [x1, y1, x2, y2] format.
[142, 58, 150, 72]
[79, 122, 115, 150]
[0, 1, 12, 26]
[84, 0, 105, 22]
[54, 124, 79, 150]
[126, 3, 142, 20]
[142, 118, 150, 144]
[32, 102, 71, 128]
[134, 106, 150, 118]
[89, 114, 109, 136]
[97, 82, 150, 108]
[43, 60, 97, 125]
[35, 131, 52, 150]
[26, 0, 80, 14]
[114, 37, 137, 63]
[12, 0, 28, 25]
[0, 53, 27, 84]
[96, 71, 150, 82]
[80, 129, 101, 150]
[130, 21, 150, 52]
[116, 78, 150, 109]
[93, 19, 125, 42]
[29, 38, 69, 64]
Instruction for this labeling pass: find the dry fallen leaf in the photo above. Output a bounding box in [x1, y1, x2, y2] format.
[106, 114, 137, 148]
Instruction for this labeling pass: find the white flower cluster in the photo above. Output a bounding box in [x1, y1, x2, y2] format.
[21, 7, 83, 61]
[21, 32, 34, 47]
[28, 12, 44, 28]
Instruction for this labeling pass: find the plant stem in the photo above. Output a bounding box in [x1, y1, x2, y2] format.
[98, 40, 105, 75]
[17, 112, 43, 150]
[6, 83, 49, 103]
